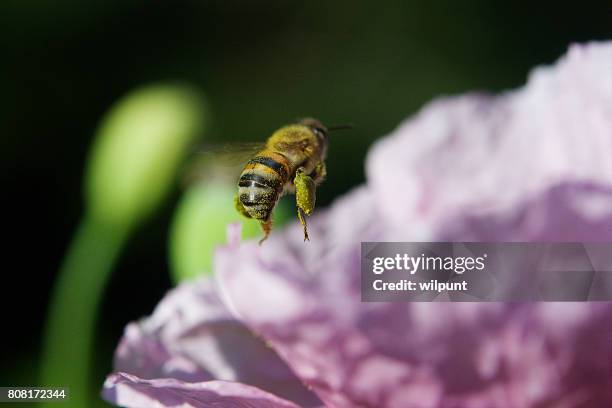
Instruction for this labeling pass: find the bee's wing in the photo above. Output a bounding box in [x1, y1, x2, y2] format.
[197, 142, 266, 166]
[183, 142, 266, 185]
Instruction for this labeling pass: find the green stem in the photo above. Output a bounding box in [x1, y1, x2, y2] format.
[40, 215, 129, 408]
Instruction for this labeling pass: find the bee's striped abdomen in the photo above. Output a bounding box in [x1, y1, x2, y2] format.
[238, 152, 289, 220]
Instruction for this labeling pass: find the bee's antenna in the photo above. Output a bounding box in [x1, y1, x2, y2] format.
[327, 123, 354, 132]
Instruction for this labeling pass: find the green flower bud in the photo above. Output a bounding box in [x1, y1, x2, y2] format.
[169, 182, 292, 282]
[85, 84, 206, 229]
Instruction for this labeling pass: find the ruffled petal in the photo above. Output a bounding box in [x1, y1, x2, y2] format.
[102, 372, 302, 408]
[215, 189, 612, 406]
[112, 278, 321, 406]
[367, 42, 612, 241]
[214, 42, 612, 407]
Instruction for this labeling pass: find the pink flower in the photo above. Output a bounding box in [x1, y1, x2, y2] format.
[103, 42, 612, 407]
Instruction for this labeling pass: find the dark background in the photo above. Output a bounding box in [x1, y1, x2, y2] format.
[1, 0, 611, 396]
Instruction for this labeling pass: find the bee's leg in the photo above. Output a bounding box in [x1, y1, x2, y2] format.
[294, 167, 316, 241]
[310, 161, 327, 185]
[259, 217, 272, 245]
[297, 207, 310, 241]
[234, 193, 252, 218]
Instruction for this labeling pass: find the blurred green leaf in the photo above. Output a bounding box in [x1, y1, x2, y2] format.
[86, 83, 206, 230]
[41, 83, 207, 408]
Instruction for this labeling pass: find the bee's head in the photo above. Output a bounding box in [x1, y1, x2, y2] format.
[298, 118, 328, 158]
[298, 117, 328, 139]
[297, 118, 352, 154]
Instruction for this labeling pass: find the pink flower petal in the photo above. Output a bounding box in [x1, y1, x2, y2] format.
[103, 372, 302, 408]
[367, 42, 612, 240]
[111, 279, 321, 406]
[213, 42, 612, 407]
[215, 188, 612, 406]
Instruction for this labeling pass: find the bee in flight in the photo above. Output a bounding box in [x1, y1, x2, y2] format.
[235, 118, 350, 243]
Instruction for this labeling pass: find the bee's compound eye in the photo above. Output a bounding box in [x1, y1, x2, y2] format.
[312, 127, 325, 139]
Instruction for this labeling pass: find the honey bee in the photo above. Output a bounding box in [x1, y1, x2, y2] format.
[235, 118, 350, 243]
